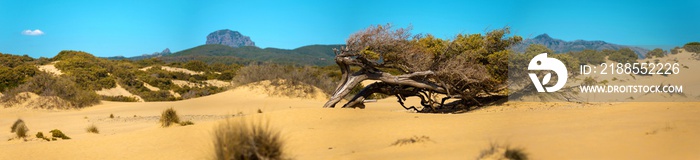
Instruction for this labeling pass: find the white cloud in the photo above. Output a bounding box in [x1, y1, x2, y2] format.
[22, 29, 44, 36]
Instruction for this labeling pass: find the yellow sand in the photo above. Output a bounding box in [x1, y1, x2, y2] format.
[140, 66, 204, 75]
[142, 82, 160, 91]
[37, 61, 63, 76]
[0, 84, 698, 159]
[2, 51, 700, 159]
[95, 84, 144, 102]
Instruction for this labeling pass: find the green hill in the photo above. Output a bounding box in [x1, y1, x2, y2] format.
[161, 44, 343, 66]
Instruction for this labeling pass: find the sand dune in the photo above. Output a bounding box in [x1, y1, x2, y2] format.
[1, 80, 698, 159]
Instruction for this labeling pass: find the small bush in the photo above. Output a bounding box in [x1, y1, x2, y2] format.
[213, 118, 285, 160]
[608, 48, 638, 63]
[160, 107, 180, 127]
[179, 120, 194, 126]
[10, 119, 29, 138]
[35, 132, 50, 141]
[49, 129, 71, 140]
[646, 48, 666, 58]
[86, 124, 99, 134]
[109, 114, 114, 119]
[684, 42, 700, 53]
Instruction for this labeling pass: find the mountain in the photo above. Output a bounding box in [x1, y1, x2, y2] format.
[206, 29, 255, 48]
[161, 44, 343, 66]
[104, 48, 172, 60]
[512, 34, 649, 58]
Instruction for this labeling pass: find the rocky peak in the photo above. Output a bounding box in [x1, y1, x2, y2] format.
[534, 33, 552, 40]
[206, 29, 256, 48]
[161, 48, 171, 55]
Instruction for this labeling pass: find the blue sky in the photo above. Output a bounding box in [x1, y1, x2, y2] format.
[1, 0, 698, 58]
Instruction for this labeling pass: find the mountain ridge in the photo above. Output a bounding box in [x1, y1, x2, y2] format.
[160, 44, 343, 66]
[512, 34, 649, 58]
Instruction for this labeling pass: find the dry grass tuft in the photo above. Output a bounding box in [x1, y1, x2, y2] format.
[10, 119, 29, 139]
[160, 107, 180, 127]
[86, 124, 99, 134]
[179, 120, 194, 126]
[390, 135, 432, 146]
[213, 118, 286, 160]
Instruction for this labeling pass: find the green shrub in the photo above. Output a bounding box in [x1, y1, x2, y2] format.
[35, 132, 44, 138]
[86, 124, 99, 134]
[608, 48, 638, 63]
[49, 129, 70, 140]
[35, 132, 50, 141]
[184, 60, 210, 72]
[53, 50, 117, 91]
[160, 107, 180, 127]
[177, 86, 224, 100]
[684, 42, 700, 53]
[213, 118, 285, 160]
[646, 48, 666, 58]
[10, 119, 29, 138]
[671, 47, 681, 55]
[567, 49, 606, 65]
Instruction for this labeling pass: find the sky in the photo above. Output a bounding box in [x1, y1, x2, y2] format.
[1, 0, 698, 58]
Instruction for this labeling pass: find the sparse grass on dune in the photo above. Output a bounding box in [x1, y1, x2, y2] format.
[213, 118, 286, 160]
[233, 63, 336, 97]
[160, 107, 180, 127]
[179, 120, 194, 126]
[390, 135, 432, 146]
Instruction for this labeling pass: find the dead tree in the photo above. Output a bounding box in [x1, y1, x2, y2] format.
[323, 24, 522, 113]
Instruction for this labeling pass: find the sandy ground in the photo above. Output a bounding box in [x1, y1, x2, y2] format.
[95, 84, 145, 102]
[141, 80, 181, 98]
[37, 61, 63, 76]
[172, 80, 232, 88]
[1, 82, 698, 159]
[140, 66, 204, 75]
[1, 52, 699, 159]
[142, 82, 160, 91]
